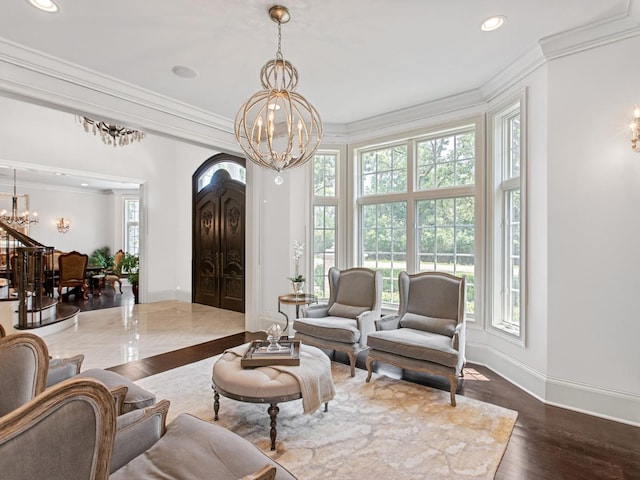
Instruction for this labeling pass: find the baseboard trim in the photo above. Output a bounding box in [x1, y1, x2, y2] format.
[545, 376, 640, 427]
[467, 343, 640, 426]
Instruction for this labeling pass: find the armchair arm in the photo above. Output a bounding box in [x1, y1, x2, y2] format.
[46, 354, 85, 387]
[240, 464, 277, 480]
[375, 314, 401, 331]
[356, 310, 376, 347]
[110, 385, 129, 416]
[110, 399, 170, 473]
[301, 303, 330, 318]
[452, 322, 464, 350]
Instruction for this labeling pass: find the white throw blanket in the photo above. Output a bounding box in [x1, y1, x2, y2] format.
[226, 343, 336, 414]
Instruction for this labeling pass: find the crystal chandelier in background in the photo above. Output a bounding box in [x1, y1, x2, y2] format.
[234, 5, 323, 185]
[0, 169, 38, 228]
[76, 116, 146, 147]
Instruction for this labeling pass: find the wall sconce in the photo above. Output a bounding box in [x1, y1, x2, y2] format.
[630, 107, 640, 151]
[56, 217, 70, 233]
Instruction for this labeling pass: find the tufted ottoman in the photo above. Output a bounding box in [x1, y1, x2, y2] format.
[212, 343, 334, 451]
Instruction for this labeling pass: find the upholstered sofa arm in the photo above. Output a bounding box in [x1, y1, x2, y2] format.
[110, 399, 170, 473]
[46, 354, 84, 387]
[375, 314, 400, 331]
[301, 303, 330, 318]
[356, 310, 377, 347]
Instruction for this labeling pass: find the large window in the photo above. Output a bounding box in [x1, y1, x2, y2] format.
[356, 125, 479, 315]
[490, 98, 525, 337]
[124, 197, 139, 256]
[312, 152, 339, 299]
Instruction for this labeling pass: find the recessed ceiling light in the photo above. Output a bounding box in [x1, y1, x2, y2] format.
[80, 183, 89, 187]
[171, 65, 198, 79]
[481, 15, 506, 32]
[26, 0, 60, 13]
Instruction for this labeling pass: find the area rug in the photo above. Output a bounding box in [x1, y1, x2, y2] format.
[136, 356, 517, 480]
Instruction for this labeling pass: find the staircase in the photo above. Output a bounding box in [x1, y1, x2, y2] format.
[0, 221, 80, 335]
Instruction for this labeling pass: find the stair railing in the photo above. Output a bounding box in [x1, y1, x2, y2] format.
[0, 220, 55, 329]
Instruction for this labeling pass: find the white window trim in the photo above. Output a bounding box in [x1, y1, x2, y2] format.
[310, 147, 347, 299]
[487, 89, 528, 345]
[350, 117, 485, 319]
[123, 195, 140, 256]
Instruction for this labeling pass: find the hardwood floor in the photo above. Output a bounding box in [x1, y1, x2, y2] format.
[49, 277, 640, 477]
[65, 283, 132, 311]
[105, 333, 640, 480]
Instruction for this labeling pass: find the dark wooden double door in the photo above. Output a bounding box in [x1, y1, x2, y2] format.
[193, 158, 245, 313]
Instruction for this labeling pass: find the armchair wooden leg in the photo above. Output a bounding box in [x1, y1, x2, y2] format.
[448, 373, 458, 407]
[365, 356, 375, 382]
[347, 352, 356, 377]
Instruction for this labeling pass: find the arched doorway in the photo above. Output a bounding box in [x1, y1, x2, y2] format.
[192, 153, 246, 312]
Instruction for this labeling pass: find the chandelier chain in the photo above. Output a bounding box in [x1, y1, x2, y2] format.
[276, 21, 283, 60]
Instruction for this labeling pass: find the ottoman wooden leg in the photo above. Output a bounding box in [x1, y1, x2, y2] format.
[213, 389, 220, 421]
[268, 403, 279, 451]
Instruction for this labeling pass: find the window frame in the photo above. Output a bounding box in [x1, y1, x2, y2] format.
[311, 149, 344, 300]
[487, 91, 527, 343]
[351, 118, 484, 319]
[123, 196, 140, 256]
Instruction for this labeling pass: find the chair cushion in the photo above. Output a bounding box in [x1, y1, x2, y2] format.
[110, 413, 296, 480]
[367, 328, 459, 368]
[294, 317, 360, 344]
[399, 312, 457, 337]
[334, 269, 375, 307]
[327, 302, 369, 319]
[78, 369, 156, 413]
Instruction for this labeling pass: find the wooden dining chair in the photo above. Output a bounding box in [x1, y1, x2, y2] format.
[58, 251, 89, 300]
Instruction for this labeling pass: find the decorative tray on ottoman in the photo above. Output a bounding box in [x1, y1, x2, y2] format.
[241, 339, 301, 368]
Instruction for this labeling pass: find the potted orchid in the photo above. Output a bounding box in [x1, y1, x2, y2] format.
[287, 241, 305, 295]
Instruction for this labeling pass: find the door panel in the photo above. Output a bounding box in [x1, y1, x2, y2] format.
[194, 197, 220, 306]
[220, 189, 244, 312]
[193, 160, 245, 313]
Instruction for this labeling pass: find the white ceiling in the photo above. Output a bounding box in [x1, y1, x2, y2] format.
[0, 0, 635, 190]
[0, 0, 631, 126]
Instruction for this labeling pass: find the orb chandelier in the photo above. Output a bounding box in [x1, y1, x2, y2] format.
[234, 5, 323, 185]
[76, 116, 145, 148]
[0, 169, 38, 229]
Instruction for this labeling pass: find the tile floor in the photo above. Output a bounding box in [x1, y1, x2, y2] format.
[44, 299, 245, 370]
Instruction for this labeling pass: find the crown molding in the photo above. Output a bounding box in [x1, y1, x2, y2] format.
[539, 10, 640, 61]
[341, 89, 486, 144]
[0, 38, 240, 153]
[0, 8, 639, 150]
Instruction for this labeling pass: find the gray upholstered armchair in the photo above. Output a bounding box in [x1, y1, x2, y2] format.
[0, 378, 117, 480]
[294, 267, 382, 376]
[0, 376, 296, 480]
[365, 271, 466, 406]
[0, 332, 154, 416]
[0, 332, 48, 417]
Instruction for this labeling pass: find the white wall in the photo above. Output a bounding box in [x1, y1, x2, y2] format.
[468, 64, 551, 401]
[0, 96, 218, 304]
[0, 180, 112, 255]
[545, 36, 640, 421]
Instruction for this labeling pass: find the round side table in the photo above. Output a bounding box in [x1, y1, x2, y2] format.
[277, 293, 317, 334]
